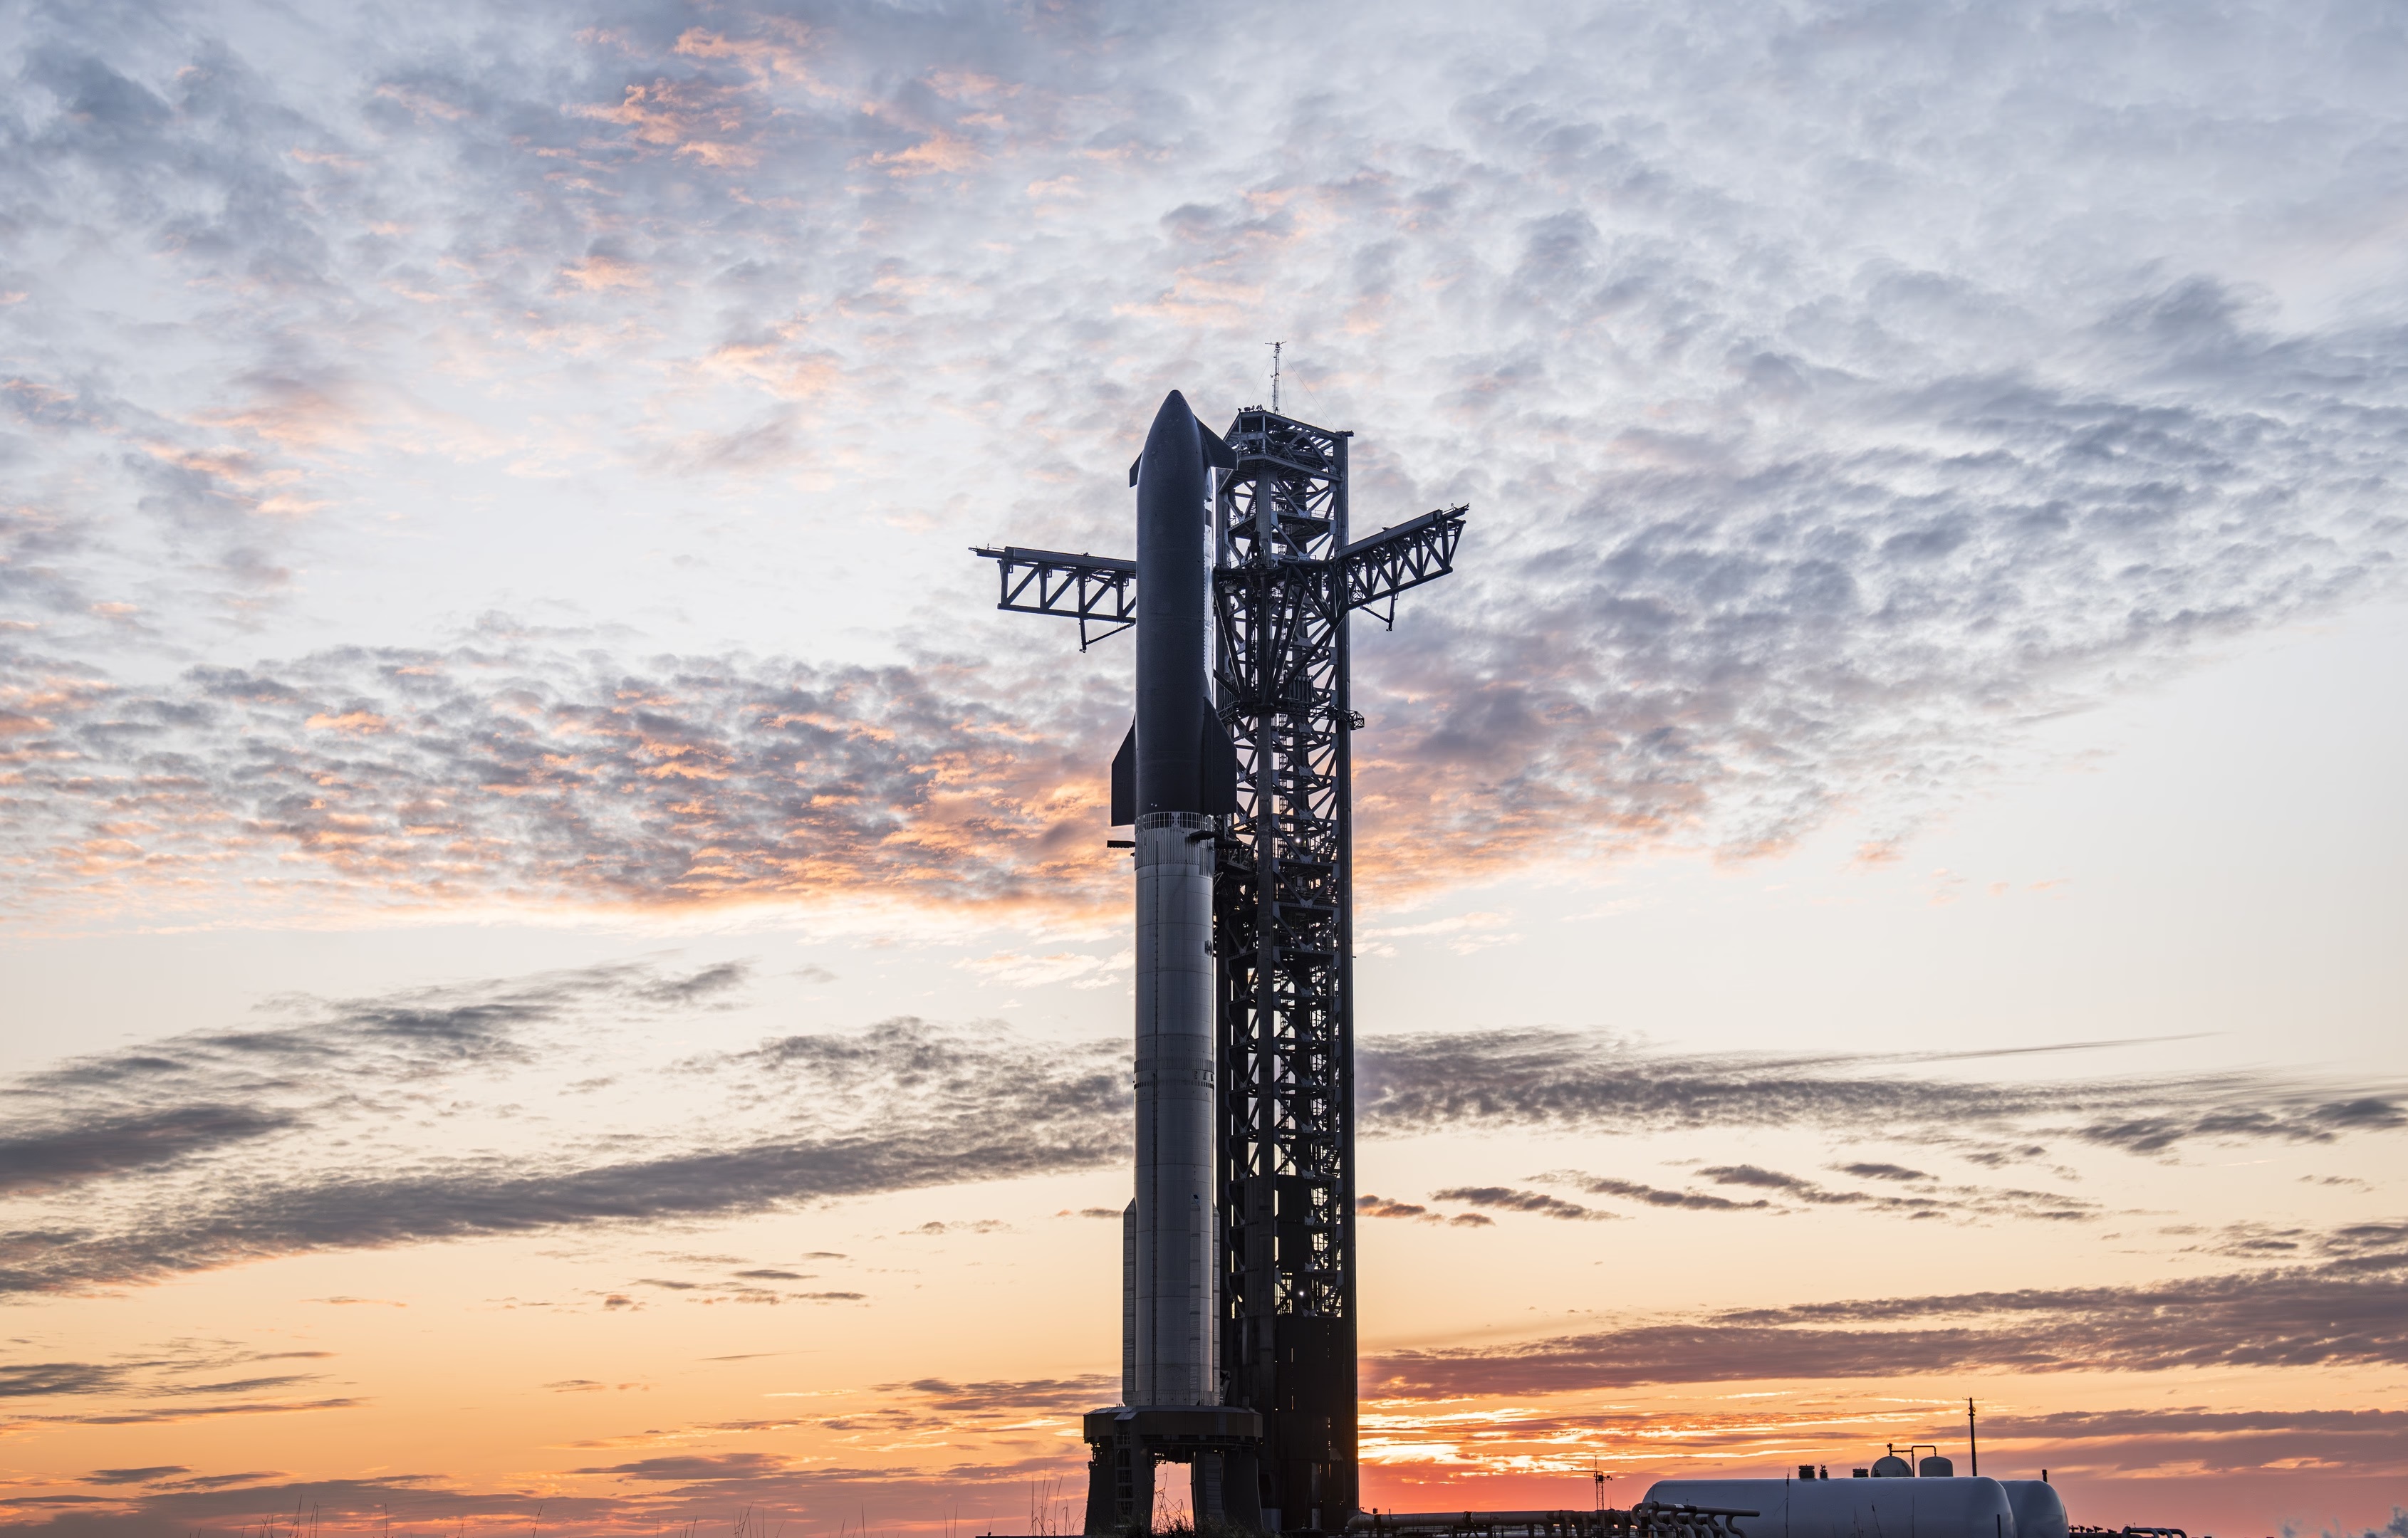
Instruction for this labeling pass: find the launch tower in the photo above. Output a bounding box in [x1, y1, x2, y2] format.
[976, 399, 1466, 1534]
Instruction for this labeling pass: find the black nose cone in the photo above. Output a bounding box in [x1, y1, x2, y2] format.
[1145, 389, 1198, 457]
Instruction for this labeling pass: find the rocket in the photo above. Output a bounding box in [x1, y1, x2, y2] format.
[1115, 390, 1237, 1410]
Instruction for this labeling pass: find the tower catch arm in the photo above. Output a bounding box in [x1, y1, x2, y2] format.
[1335, 505, 1469, 628]
[971, 545, 1139, 649]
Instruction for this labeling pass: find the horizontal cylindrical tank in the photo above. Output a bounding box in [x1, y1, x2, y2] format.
[1644, 1477, 2018, 1537]
[2000, 1480, 2069, 1538]
[1350, 1515, 1638, 1532]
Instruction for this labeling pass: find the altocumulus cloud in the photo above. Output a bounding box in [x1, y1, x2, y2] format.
[2, 0, 2404, 921]
[0, 637, 1126, 920]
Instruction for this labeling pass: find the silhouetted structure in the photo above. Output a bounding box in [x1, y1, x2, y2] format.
[976, 395, 1465, 1535]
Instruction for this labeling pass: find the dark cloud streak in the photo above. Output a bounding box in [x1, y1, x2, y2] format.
[1, 960, 751, 1203]
[1, 1003, 1126, 1297]
[5, 971, 2399, 1296]
[1371, 1243, 2408, 1396]
[0, 1107, 296, 1196]
[1359, 1028, 2406, 1158]
[1430, 1186, 1623, 1221]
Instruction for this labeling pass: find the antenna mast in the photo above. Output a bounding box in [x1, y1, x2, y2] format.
[1268, 341, 1283, 413]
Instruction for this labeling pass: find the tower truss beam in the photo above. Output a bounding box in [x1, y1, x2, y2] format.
[972, 545, 1139, 649]
[1338, 506, 1468, 627]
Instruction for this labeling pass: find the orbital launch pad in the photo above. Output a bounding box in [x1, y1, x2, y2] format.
[976, 392, 1467, 1535]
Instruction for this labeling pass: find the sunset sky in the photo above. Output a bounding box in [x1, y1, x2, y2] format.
[4, 3, 2406, 1537]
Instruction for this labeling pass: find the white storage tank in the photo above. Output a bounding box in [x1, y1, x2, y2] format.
[1643, 1476, 2019, 1537]
[2000, 1480, 2068, 1538]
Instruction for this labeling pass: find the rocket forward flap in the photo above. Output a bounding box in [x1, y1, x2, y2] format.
[1129, 416, 1237, 490]
[1202, 711, 1238, 816]
[1111, 723, 1136, 827]
[1197, 420, 1236, 471]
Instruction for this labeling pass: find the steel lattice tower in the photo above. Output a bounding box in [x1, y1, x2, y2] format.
[1213, 409, 1361, 1529]
[976, 404, 1464, 1533]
